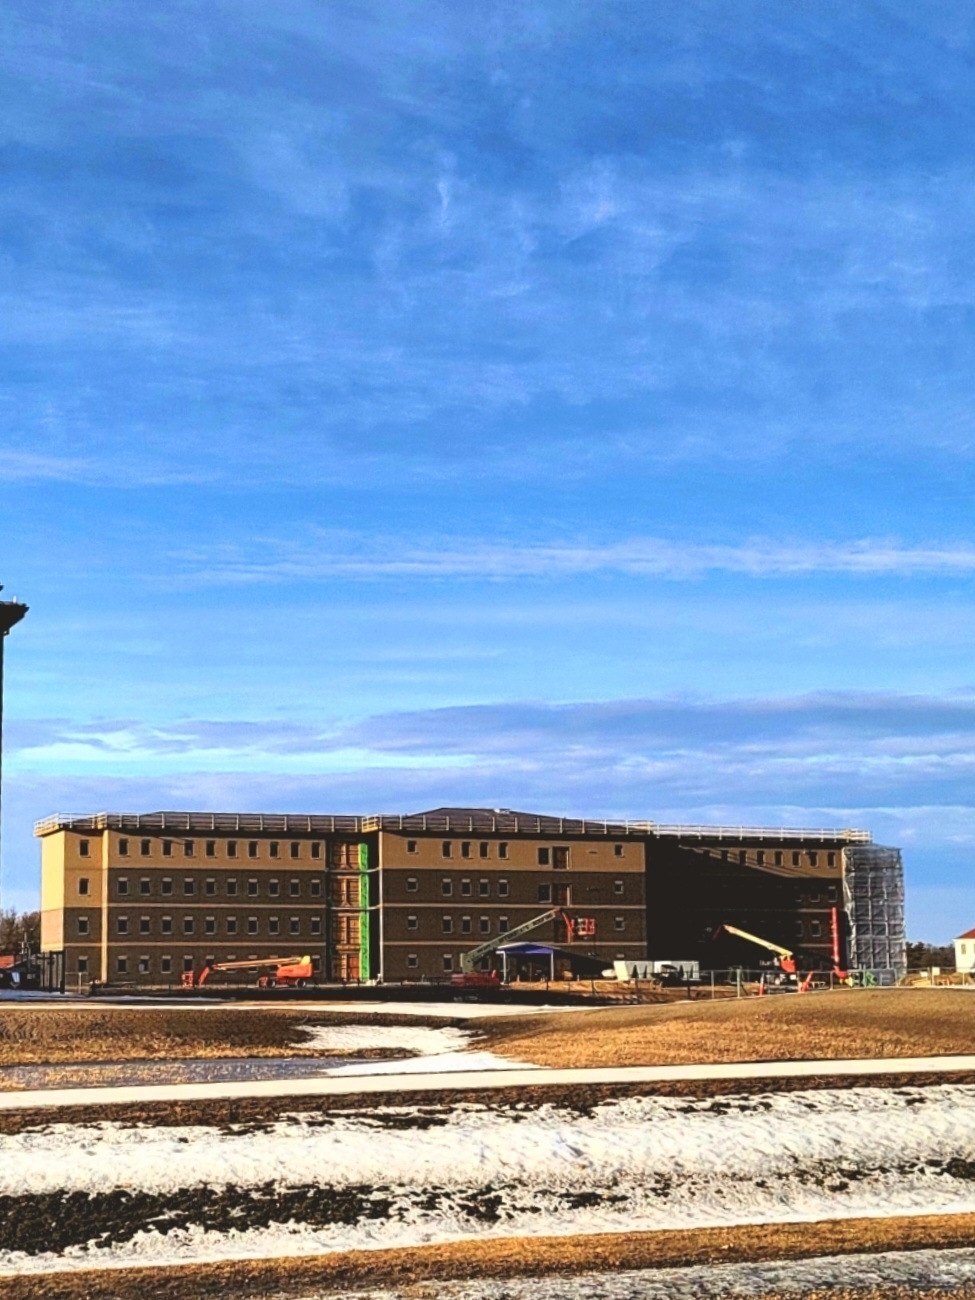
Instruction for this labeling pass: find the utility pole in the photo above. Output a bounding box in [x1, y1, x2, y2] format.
[0, 588, 28, 912]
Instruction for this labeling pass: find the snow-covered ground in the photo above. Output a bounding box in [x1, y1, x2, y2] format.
[300, 1022, 537, 1073]
[6, 1084, 975, 1275]
[303, 1248, 975, 1298]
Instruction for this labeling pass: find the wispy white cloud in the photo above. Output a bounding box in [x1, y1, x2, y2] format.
[171, 532, 975, 585]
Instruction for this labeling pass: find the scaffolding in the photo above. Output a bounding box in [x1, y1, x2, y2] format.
[844, 845, 906, 982]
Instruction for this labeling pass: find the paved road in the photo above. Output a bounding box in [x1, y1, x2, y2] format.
[1, 1052, 974, 1110]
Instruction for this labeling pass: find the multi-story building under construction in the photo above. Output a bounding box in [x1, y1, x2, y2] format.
[35, 806, 906, 987]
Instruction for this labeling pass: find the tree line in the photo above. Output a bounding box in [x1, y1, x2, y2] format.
[0, 910, 40, 953]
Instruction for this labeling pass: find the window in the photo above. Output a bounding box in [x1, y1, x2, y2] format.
[162, 840, 173, 857]
[269, 841, 280, 859]
[161, 916, 173, 935]
[140, 839, 151, 856]
[442, 841, 453, 858]
[461, 916, 472, 934]
[77, 916, 89, 936]
[78, 838, 90, 858]
[827, 852, 837, 868]
[614, 879, 624, 895]
[205, 878, 216, 896]
[407, 840, 418, 854]
[553, 846, 569, 869]
[479, 916, 490, 934]
[139, 917, 150, 935]
[269, 879, 279, 897]
[407, 953, 418, 969]
[117, 916, 129, 935]
[248, 917, 258, 935]
[290, 916, 300, 935]
[827, 886, 837, 903]
[248, 841, 259, 858]
[226, 917, 237, 935]
[227, 878, 238, 896]
[284, 879, 298, 898]
[792, 851, 801, 866]
[809, 890, 821, 904]
[538, 883, 552, 903]
[183, 956, 194, 973]
[441, 878, 453, 897]
[810, 920, 822, 938]
[499, 916, 509, 933]
[721, 849, 729, 861]
[809, 851, 819, 867]
[795, 920, 804, 938]
[139, 878, 151, 895]
[614, 916, 625, 931]
[774, 850, 783, 866]
[310, 879, 322, 897]
[311, 843, 322, 860]
[162, 877, 173, 895]
[498, 879, 509, 897]
[290, 842, 300, 859]
[205, 917, 216, 936]
[183, 917, 194, 935]
[178, 840, 191, 857]
[117, 956, 128, 976]
[119, 838, 129, 856]
[117, 877, 129, 895]
[461, 841, 471, 858]
[442, 915, 453, 934]
[227, 840, 238, 858]
[206, 840, 216, 857]
[474, 842, 487, 860]
[269, 916, 280, 936]
[498, 842, 509, 859]
[479, 879, 489, 897]
[442, 954, 453, 972]
[248, 879, 258, 897]
[757, 850, 766, 866]
[461, 879, 472, 897]
[538, 847, 550, 865]
[407, 915, 418, 930]
[183, 877, 195, 896]
[77, 956, 89, 976]
[406, 876, 418, 893]
[310, 916, 321, 935]
[160, 956, 172, 975]
[138, 956, 150, 975]
[739, 849, 747, 864]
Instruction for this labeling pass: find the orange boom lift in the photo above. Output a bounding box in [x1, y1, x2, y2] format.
[181, 954, 313, 990]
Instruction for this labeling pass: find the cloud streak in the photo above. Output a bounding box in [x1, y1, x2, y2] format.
[173, 534, 975, 585]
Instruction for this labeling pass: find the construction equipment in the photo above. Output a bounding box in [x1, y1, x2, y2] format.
[454, 907, 595, 984]
[714, 923, 811, 991]
[181, 954, 314, 990]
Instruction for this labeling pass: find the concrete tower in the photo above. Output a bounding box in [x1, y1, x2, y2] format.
[0, 588, 28, 907]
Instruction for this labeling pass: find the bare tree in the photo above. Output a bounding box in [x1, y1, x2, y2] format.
[0, 910, 40, 953]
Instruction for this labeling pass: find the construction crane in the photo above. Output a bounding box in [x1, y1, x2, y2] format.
[455, 907, 596, 983]
[713, 923, 815, 992]
[181, 954, 313, 990]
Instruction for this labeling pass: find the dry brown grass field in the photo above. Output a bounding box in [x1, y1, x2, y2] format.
[480, 988, 975, 1068]
[6, 1213, 975, 1299]
[0, 1006, 412, 1066]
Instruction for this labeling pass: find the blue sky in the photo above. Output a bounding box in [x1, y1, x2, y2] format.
[2, 1, 975, 939]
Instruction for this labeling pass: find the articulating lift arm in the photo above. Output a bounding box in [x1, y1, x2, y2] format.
[460, 908, 576, 973]
[716, 924, 798, 974]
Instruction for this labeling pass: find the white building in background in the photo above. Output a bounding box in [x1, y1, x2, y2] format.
[954, 928, 975, 973]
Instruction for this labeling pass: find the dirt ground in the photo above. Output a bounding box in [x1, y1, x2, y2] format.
[6, 1213, 975, 1299]
[479, 988, 975, 1068]
[0, 1007, 426, 1066]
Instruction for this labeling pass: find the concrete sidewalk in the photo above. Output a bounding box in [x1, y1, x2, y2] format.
[1, 1053, 974, 1110]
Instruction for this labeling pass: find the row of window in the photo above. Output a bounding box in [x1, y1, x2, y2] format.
[714, 848, 838, 868]
[76, 914, 321, 938]
[420, 841, 626, 862]
[412, 878, 628, 898]
[75, 954, 318, 978]
[427, 914, 628, 935]
[77, 876, 324, 899]
[78, 838, 324, 861]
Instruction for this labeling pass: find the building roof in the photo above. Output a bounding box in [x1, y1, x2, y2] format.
[957, 929, 975, 941]
[33, 808, 872, 843]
